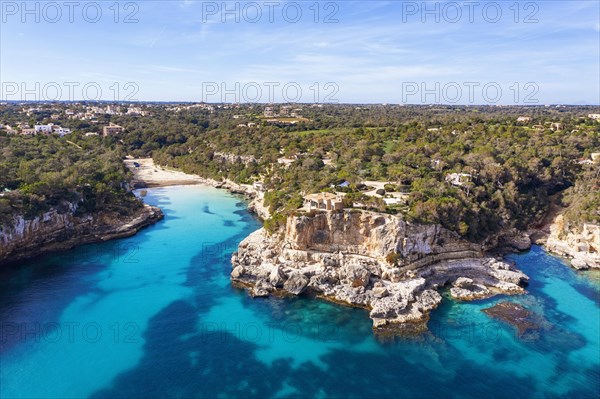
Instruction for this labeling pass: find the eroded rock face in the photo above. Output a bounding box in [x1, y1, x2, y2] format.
[284, 210, 481, 264]
[546, 215, 600, 269]
[0, 204, 163, 265]
[231, 210, 529, 334]
[283, 273, 309, 295]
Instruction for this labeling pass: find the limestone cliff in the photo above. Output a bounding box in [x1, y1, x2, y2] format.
[545, 215, 600, 269]
[0, 204, 163, 265]
[231, 209, 528, 334]
[284, 210, 481, 265]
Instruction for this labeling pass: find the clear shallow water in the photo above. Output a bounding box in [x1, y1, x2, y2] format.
[0, 185, 598, 399]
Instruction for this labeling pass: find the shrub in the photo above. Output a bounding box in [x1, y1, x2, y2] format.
[386, 252, 401, 265]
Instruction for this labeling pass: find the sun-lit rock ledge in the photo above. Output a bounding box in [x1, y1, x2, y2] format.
[545, 215, 600, 269]
[0, 204, 163, 265]
[231, 209, 528, 334]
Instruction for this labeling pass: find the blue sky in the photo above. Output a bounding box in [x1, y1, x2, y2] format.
[1, 0, 599, 104]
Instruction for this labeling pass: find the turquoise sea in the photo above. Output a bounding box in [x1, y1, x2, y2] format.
[1, 185, 598, 399]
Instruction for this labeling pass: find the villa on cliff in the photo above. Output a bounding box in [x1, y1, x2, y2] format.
[303, 193, 344, 211]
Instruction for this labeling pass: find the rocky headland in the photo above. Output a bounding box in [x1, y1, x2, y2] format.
[231, 209, 528, 334]
[0, 203, 163, 265]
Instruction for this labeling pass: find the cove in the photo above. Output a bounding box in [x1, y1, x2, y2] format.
[0, 185, 598, 399]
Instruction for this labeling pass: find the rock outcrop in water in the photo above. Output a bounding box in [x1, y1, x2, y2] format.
[482, 302, 541, 338]
[231, 209, 528, 333]
[0, 204, 163, 265]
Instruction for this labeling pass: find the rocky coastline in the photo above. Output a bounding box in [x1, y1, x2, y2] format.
[544, 215, 600, 269]
[0, 204, 163, 266]
[126, 159, 593, 335]
[204, 178, 270, 220]
[231, 210, 529, 334]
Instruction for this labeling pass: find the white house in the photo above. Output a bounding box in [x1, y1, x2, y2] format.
[588, 114, 600, 120]
[446, 173, 473, 187]
[383, 197, 403, 206]
[34, 124, 54, 134]
[303, 193, 344, 211]
[53, 127, 71, 137]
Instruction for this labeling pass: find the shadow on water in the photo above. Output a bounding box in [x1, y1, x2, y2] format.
[89, 208, 599, 399]
[184, 206, 262, 312]
[0, 195, 171, 354]
[90, 202, 544, 399]
[90, 300, 291, 399]
[89, 299, 540, 399]
[0, 258, 109, 353]
[6, 185, 599, 398]
[202, 204, 215, 215]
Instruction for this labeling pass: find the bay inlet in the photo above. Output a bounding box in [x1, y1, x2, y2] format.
[0, 185, 598, 399]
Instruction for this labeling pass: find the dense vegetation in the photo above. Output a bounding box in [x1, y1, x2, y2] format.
[562, 168, 600, 227]
[0, 134, 141, 225]
[1, 103, 598, 241]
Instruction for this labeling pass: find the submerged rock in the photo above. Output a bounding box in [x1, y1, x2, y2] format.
[482, 302, 540, 338]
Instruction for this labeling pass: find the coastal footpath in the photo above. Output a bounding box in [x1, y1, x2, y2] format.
[0, 204, 163, 265]
[231, 210, 529, 333]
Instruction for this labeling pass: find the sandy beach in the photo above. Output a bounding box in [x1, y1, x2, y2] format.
[124, 158, 271, 219]
[124, 158, 205, 187]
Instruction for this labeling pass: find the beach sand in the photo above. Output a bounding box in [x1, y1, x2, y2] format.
[125, 158, 204, 187]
